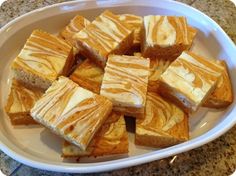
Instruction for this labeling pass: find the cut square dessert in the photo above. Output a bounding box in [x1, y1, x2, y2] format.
[5, 79, 44, 125]
[62, 112, 128, 157]
[30, 76, 113, 151]
[59, 15, 90, 47]
[11, 30, 74, 90]
[141, 16, 197, 59]
[159, 51, 224, 113]
[135, 92, 189, 148]
[119, 14, 143, 50]
[203, 60, 233, 108]
[70, 59, 104, 94]
[73, 10, 134, 68]
[100, 55, 150, 117]
[148, 58, 171, 92]
[134, 52, 171, 92]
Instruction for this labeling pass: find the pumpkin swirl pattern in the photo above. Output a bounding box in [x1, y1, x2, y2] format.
[31, 77, 112, 150]
[60, 15, 90, 45]
[12, 30, 72, 82]
[160, 51, 224, 105]
[63, 112, 128, 157]
[74, 10, 133, 58]
[144, 16, 193, 47]
[100, 55, 149, 108]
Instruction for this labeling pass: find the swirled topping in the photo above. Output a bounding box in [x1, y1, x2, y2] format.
[149, 59, 171, 81]
[62, 112, 128, 157]
[60, 15, 90, 46]
[160, 51, 224, 106]
[119, 14, 143, 45]
[31, 76, 112, 151]
[11, 30, 73, 82]
[5, 79, 43, 114]
[143, 16, 194, 47]
[136, 92, 188, 139]
[74, 10, 133, 58]
[70, 59, 104, 93]
[204, 60, 233, 107]
[100, 55, 150, 108]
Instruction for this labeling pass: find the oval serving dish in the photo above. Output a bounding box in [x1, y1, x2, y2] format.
[0, 0, 235, 173]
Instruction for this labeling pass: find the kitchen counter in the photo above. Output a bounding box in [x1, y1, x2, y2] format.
[0, 0, 235, 175]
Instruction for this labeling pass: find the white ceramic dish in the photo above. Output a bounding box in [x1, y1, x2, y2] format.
[0, 0, 235, 173]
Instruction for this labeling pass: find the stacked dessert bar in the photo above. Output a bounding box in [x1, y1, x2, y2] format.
[5, 10, 233, 160]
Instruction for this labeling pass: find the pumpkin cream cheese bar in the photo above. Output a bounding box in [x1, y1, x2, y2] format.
[73, 10, 134, 68]
[30, 76, 113, 151]
[148, 58, 171, 92]
[141, 15, 197, 59]
[5, 79, 44, 125]
[11, 30, 74, 90]
[203, 60, 233, 108]
[62, 112, 128, 157]
[159, 51, 224, 113]
[119, 14, 143, 49]
[135, 92, 189, 148]
[59, 15, 90, 47]
[100, 54, 150, 117]
[70, 59, 104, 94]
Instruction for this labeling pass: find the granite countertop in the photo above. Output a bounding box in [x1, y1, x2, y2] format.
[0, 0, 235, 175]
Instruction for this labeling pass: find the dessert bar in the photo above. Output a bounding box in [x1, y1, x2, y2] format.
[31, 76, 113, 150]
[203, 60, 233, 108]
[62, 112, 128, 157]
[5, 79, 43, 125]
[141, 16, 197, 59]
[70, 59, 104, 94]
[135, 92, 189, 148]
[73, 10, 134, 68]
[159, 51, 224, 113]
[11, 30, 74, 89]
[60, 15, 90, 47]
[100, 54, 149, 117]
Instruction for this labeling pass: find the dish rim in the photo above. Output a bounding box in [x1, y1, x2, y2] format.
[0, 0, 235, 173]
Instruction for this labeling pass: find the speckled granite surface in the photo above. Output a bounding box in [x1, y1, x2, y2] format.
[0, 0, 235, 175]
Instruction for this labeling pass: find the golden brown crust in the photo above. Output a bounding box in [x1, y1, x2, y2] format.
[62, 112, 128, 157]
[113, 106, 144, 118]
[135, 92, 189, 148]
[7, 114, 38, 125]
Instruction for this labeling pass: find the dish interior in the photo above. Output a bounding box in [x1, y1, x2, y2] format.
[0, 5, 235, 164]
